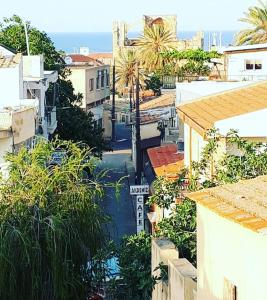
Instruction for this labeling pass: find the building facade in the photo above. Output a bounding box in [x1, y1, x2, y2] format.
[65, 54, 110, 125]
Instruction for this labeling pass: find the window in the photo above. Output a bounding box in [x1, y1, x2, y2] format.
[223, 278, 237, 300]
[96, 72, 100, 90]
[106, 70, 110, 87]
[101, 70, 105, 88]
[89, 78, 94, 91]
[245, 59, 262, 70]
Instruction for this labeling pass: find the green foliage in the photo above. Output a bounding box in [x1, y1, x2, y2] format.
[145, 74, 162, 96]
[147, 169, 188, 209]
[160, 48, 221, 78]
[114, 232, 157, 300]
[0, 140, 111, 300]
[0, 15, 109, 156]
[0, 15, 63, 72]
[235, 0, 267, 45]
[155, 199, 197, 266]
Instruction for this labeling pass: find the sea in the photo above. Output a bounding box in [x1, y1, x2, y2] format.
[48, 31, 237, 54]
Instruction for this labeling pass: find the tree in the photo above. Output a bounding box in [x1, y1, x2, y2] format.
[0, 140, 114, 300]
[111, 232, 157, 300]
[160, 48, 221, 78]
[235, 0, 267, 45]
[136, 24, 176, 72]
[145, 74, 162, 96]
[0, 15, 109, 156]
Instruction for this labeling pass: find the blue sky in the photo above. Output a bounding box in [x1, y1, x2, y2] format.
[0, 0, 260, 32]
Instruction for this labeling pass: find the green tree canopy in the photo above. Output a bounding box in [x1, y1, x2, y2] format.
[235, 0, 267, 45]
[0, 15, 110, 156]
[0, 140, 112, 300]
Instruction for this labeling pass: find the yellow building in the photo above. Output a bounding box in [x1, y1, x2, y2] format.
[188, 175, 267, 300]
[177, 81, 267, 174]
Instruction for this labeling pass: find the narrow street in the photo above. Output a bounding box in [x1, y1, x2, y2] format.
[99, 123, 136, 245]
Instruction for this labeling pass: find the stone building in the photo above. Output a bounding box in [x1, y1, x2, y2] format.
[112, 15, 204, 61]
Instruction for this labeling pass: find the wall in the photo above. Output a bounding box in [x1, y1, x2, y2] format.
[197, 204, 267, 300]
[85, 65, 110, 108]
[152, 238, 197, 300]
[12, 108, 36, 144]
[141, 122, 159, 140]
[67, 68, 86, 108]
[226, 50, 267, 81]
[0, 63, 23, 107]
[23, 55, 44, 79]
[0, 137, 12, 164]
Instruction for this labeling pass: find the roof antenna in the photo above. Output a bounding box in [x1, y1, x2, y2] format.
[24, 20, 30, 55]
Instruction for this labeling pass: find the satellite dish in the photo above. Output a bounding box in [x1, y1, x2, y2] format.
[64, 56, 73, 65]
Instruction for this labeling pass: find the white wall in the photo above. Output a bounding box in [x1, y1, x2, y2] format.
[227, 51, 267, 81]
[0, 63, 23, 107]
[197, 204, 267, 300]
[141, 122, 159, 140]
[23, 55, 44, 79]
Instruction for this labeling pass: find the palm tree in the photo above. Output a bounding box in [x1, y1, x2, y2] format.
[115, 50, 145, 108]
[136, 24, 176, 72]
[236, 1, 267, 45]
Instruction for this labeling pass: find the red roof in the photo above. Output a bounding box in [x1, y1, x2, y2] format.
[68, 54, 103, 66]
[147, 144, 184, 169]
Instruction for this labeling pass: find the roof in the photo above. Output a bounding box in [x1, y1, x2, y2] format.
[140, 114, 160, 125]
[67, 54, 104, 66]
[177, 81, 267, 137]
[0, 53, 21, 68]
[88, 53, 112, 59]
[224, 43, 267, 53]
[140, 93, 175, 110]
[188, 176, 267, 234]
[147, 144, 184, 178]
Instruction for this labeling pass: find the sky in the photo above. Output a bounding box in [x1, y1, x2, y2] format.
[0, 0, 260, 32]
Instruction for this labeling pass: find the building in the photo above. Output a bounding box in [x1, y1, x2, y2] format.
[0, 54, 37, 175]
[176, 81, 267, 173]
[188, 175, 267, 300]
[65, 54, 110, 126]
[88, 53, 113, 66]
[22, 55, 58, 139]
[224, 43, 267, 81]
[113, 15, 204, 61]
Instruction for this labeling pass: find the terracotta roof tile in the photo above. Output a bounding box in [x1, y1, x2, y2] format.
[140, 93, 175, 110]
[188, 176, 267, 234]
[68, 54, 104, 66]
[147, 144, 184, 178]
[0, 53, 21, 68]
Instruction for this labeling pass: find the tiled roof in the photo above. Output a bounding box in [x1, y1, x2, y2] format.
[140, 114, 160, 124]
[68, 54, 103, 66]
[188, 176, 267, 234]
[147, 144, 184, 178]
[177, 81, 267, 137]
[88, 53, 112, 59]
[140, 93, 175, 110]
[0, 53, 21, 68]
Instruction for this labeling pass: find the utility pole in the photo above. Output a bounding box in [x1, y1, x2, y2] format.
[135, 63, 141, 185]
[24, 21, 30, 56]
[111, 61, 116, 142]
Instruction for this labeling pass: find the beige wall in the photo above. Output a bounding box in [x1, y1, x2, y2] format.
[12, 108, 36, 145]
[141, 122, 159, 140]
[197, 204, 267, 300]
[152, 238, 197, 300]
[68, 65, 110, 111]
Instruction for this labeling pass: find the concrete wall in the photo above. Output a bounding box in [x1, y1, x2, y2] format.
[226, 51, 267, 81]
[141, 122, 159, 140]
[197, 204, 267, 300]
[152, 238, 197, 300]
[0, 63, 23, 107]
[23, 55, 44, 78]
[68, 65, 110, 111]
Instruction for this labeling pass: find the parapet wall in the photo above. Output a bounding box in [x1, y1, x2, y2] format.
[152, 238, 197, 300]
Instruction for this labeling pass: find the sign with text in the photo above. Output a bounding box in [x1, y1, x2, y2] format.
[136, 195, 144, 233]
[130, 185, 149, 195]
